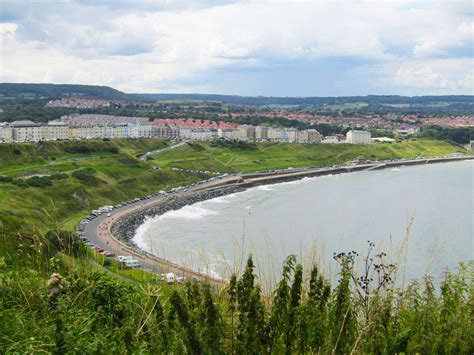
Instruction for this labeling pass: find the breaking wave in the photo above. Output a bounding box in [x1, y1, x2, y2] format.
[159, 203, 218, 220]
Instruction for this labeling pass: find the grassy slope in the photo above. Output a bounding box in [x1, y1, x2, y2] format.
[153, 140, 465, 173]
[0, 139, 464, 235]
[0, 139, 209, 234]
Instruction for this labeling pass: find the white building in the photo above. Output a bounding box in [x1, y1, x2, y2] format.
[255, 126, 268, 141]
[0, 123, 13, 143]
[41, 122, 69, 141]
[321, 136, 340, 144]
[267, 127, 283, 141]
[346, 130, 371, 144]
[282, 128, 298, 142]
[11, 121, 42, 142]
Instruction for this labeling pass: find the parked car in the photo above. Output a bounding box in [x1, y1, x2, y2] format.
[117, 255, 133, 262]
[176, 276, 186, 283]
[164, 272, 176, 284]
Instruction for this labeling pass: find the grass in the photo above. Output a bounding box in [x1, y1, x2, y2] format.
[153, 139, 465, 173]
[0, 139, 207, 234]
[324, 102, 369, 110]
[1, 229, 472, 353]
[0, 138, 466, 235]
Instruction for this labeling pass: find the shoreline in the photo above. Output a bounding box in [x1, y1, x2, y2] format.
[103, 155, 473, 283]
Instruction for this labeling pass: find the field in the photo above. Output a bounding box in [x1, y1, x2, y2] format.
[323, 102, 369, 110]
[152, 139, 464, 173]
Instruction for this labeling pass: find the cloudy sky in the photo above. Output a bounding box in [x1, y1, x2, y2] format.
[0, 0, 472, 96]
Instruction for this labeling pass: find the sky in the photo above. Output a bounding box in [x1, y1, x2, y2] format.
[0, 0, 472, 96]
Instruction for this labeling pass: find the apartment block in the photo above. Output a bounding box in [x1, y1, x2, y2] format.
[346, 130, 371, 144]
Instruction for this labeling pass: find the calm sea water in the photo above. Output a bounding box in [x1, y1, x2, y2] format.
[135, 161, 473, 285]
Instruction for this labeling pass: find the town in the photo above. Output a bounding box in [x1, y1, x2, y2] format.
[0, 113, 376, 144]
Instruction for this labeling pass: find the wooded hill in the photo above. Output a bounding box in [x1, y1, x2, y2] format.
[0, 83, 136, 101]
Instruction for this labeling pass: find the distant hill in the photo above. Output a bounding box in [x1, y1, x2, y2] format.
[136, 93, 474, 107]
[0, 83, 137, 101]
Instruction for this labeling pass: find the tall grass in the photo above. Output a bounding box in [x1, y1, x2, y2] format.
[1, 228, 472, 353]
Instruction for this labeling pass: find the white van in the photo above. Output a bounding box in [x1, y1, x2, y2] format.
[117, 255, 133, 263]
[123, 259, 141, 268]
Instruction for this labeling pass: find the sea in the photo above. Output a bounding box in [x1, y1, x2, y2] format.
[134, 160, 473, 288]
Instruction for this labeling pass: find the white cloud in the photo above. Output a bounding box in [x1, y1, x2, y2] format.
[357, 57, 474, 95]
[0, 0, 472, 94]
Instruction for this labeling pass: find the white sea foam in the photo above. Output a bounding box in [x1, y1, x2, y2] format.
[206, 196, 230, 204]
[275, 176, 317, 186]
[159, 203, 218, 220]
[256, 185, 276, 191]
[133, 216, 157, 252]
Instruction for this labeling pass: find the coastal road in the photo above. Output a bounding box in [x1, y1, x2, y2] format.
[81, 174, 241, 282]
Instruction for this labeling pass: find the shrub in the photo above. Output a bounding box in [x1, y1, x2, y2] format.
[72, 168, 99, 184]
[0, 176, 14, 183]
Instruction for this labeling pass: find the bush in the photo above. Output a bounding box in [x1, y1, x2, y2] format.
[72, 168, 100, 184]
[0, 176, 14, 183]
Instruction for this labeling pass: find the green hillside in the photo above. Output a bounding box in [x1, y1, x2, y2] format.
[153, 139, 465, 173]
[0, 138, 465, 235]
[0, 83, 136, 101]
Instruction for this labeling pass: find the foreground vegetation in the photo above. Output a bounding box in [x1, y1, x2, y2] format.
[1, 230, 472, 353]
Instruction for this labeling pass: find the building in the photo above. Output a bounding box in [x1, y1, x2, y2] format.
[372, 137, 396, 143]
[268, 127, 283, 141]
[0, 123, 13, 143]
[151, 125, 171, 140]
[306, 129, 322, 143]
[41, 122, 69, 141]
[46, 98, 110, 109]
[126, 124, 155, 139]
[10, 120, 42, 142]
[346, 130, 371, 144]
[255, 126, 268, 141]
[282, 128, 298, 142]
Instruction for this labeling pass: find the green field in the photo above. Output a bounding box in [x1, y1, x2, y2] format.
[152, 139, 465, 173]
[323, 102, 369, 110]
